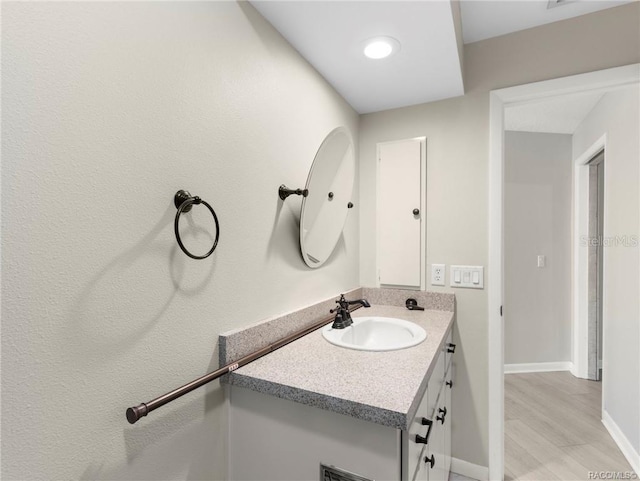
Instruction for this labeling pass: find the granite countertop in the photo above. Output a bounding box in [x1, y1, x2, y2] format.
[225, 303, 455, 431]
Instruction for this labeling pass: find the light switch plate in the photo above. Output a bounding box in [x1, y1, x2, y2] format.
[450, 265, 484, 289]
[431, 264, 445, 286]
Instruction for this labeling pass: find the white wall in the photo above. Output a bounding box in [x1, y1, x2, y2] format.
[1, 3, 358, 480]
[572, 85, 640, 457]
[504, 132, 573, 365]
[360, 3, 639, 469]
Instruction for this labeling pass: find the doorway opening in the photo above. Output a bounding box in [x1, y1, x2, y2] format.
[488, 64, 640, 480]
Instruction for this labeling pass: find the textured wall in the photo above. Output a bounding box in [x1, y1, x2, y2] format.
[1, 3, 358, 480]
[504, 132, 573, 366]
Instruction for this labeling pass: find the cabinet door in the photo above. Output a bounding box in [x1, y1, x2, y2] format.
[422, 412, 446, 481]
[424, 401, 446, 481]
[444, 370, 452, 477]
[377, 138, 425, 288]
[406, 383, 432, 481]
[230, 386, 401, 481]
[443, 328, 454, 478]
[412, 445, 428, 481]
[407, 408, 426, 480]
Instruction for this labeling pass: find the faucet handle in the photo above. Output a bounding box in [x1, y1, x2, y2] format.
[334, 294, 349, 308]
[330, 295, 347, 314]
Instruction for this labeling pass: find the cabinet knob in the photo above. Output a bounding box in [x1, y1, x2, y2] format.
[437, 406, 447, 424]
[424, 454, 435, 468]
[413, 208, 420, 216]
[446, 380, 453, 388]
[447, 343, 456, 354]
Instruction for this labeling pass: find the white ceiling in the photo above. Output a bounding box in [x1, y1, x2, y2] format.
[250, 0, 634, 114]
[505, 91, 604, 134]
[460, 0, 635, 44]
[251, 1, 464, 114]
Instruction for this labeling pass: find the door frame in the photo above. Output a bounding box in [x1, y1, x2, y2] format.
[375, 136, 427, 290]
[487, 64, 640, 481]
[573, 138, 607, 380]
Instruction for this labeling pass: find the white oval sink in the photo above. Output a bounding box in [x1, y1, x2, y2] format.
[322, 316, 426, 352]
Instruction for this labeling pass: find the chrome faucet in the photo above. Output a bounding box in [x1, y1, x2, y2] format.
[330, 294, 371, 329]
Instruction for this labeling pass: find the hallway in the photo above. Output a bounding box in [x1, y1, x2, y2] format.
[505, 372, 634, 480]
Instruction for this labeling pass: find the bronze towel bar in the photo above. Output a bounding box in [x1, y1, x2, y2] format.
[126, 303, 362, 424]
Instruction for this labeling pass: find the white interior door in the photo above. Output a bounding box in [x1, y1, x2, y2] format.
[377, 138, 425, 289]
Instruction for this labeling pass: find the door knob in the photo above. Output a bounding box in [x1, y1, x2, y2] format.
[413, 208, 420, 215]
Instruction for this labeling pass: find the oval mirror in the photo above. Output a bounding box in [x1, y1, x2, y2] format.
[300, 127, 355, 268]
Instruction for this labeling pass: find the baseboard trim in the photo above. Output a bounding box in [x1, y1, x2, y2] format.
[504, 361, 573, 374]
[451, 457, 489, 481]
[602, 410, 640, 475]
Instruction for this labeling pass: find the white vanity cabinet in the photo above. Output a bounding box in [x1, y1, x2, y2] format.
[228, 328, 456, 481]
[406, 329, 454, 481]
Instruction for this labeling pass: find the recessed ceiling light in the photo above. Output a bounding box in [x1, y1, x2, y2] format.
[363, 37, 400, 60]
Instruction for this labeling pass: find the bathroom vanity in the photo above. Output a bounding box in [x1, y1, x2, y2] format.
[221, 289, 455, 481]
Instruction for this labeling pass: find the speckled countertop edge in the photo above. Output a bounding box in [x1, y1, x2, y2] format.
[222, 301, 455, 431]
[226, 375, 407, 429]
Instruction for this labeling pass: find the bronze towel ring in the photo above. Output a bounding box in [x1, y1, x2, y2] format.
[174, 190, 219, 260]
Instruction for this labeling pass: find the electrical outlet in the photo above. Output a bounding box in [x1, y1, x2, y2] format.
[537, 255, 546, 268]
[431, 264, 445, 286]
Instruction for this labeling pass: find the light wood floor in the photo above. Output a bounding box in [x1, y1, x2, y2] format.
[505, 371, 633, 481]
